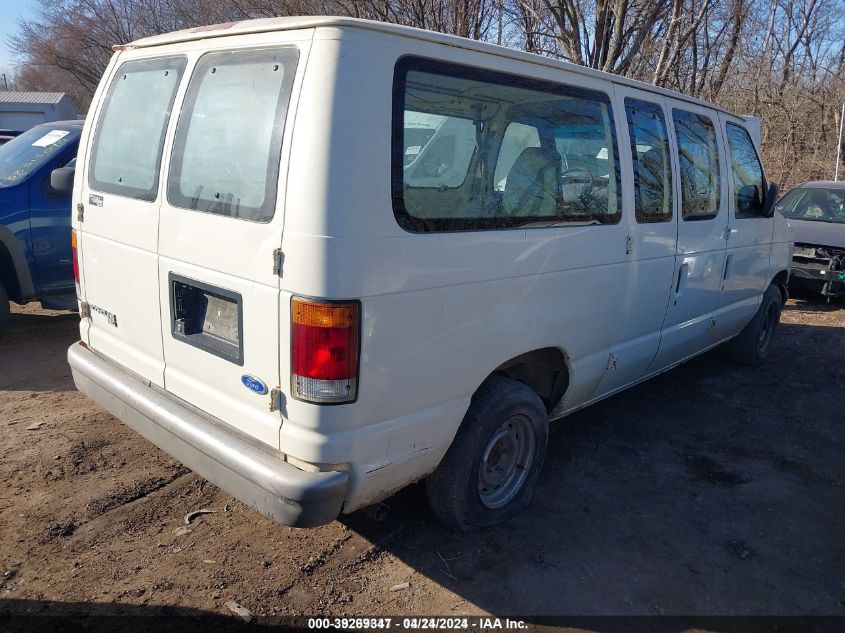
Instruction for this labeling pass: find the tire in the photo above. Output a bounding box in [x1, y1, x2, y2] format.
[730, 284, 783, 366]
[0, 283, 9, 337]
[426, 376, 549, 532]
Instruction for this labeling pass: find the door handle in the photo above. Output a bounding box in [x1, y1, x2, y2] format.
[674, 262, 689, 302]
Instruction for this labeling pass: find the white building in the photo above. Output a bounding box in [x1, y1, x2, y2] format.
[0, 91, 76, 131]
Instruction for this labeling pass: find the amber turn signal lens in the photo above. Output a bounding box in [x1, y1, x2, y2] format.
[292, 299, 356, 328]
[291, 297, 360, 404]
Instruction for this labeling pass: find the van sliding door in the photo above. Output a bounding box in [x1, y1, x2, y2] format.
[592, 87, 679, 399]
[647, 100, 730, 372]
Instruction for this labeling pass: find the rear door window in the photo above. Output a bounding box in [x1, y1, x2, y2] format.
[89, 56, 187, 201]
[167, 48, 299, 223]
[672, 109, 721, 221]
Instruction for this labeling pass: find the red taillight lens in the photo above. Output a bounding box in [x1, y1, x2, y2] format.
[291, 298, 360, 404]
[71, 229, 80, 296]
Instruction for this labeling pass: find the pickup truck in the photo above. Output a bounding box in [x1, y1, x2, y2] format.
[0, 120, 82, 334]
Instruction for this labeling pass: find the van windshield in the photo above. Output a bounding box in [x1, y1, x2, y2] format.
[0, 126, 77, 188]
[777, 187, 845, 224]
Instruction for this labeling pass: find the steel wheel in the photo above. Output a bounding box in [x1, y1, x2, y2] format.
[477, 415, 536, 510]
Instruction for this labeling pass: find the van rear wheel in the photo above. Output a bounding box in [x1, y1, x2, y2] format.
[426, 376, 549, 532]
[0, 283, 9, 337]
[730, 284, 783, 366]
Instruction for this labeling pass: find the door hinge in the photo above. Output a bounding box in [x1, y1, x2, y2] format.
[607, 352, 618, 370]
[76, 202, 84, 222]
[272, 249, 284, 276]
[626, 235, 634, 255]
[79, 301, 90, 319]
[269, 387, 285, 412]
[709, 317, 717, 330]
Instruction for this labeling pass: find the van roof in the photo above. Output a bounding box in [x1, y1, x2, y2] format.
[124, 15, 739, 118]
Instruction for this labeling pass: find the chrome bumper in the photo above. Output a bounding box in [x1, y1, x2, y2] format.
[67, 342, 348, 527]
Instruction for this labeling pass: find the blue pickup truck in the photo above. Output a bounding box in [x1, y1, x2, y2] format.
[0, 120, 82, 334]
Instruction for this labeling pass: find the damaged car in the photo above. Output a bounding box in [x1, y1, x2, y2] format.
[777, 181, 845, 298]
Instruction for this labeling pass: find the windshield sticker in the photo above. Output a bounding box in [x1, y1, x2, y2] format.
[32, 130, 70, 148]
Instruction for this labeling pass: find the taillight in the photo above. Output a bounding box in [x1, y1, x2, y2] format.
[291, 297, 360, 404]
[71, 229, 80, 296]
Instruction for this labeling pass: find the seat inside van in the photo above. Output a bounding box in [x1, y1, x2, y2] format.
[502, 146, 561, 217]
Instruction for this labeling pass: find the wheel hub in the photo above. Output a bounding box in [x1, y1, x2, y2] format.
[477, 415, 535, 510]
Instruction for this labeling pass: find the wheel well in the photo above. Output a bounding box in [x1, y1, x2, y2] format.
[0, 243, 22, 302]
[491, 348, 569, 413]
[771, 269, 789, 304]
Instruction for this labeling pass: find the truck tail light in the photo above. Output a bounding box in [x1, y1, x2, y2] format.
[71, 229, 80, 296]
[291, 297, 360, 404]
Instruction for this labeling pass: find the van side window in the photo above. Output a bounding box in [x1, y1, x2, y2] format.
[393, 57, 621, 232]
[672, 109, 721, 221]
[89, 57, 187, 201]
[726, 123, 766, 218]
[167, 48, 299, 223]
[624, 98, 672, 223]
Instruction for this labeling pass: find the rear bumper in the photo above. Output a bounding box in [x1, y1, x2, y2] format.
[67, 342, 348, 527]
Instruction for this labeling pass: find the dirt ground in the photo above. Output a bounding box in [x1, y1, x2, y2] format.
[1, 295, 844, 622]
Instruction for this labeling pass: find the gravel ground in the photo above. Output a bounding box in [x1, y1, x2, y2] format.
[1, 296, 843, 622]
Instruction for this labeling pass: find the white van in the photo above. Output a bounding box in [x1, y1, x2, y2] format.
[64, 16, 793, 531]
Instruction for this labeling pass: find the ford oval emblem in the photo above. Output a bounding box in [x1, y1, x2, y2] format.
[241, 374, 268, 395]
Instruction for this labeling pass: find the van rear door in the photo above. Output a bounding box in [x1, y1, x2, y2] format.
[157, 43, 303, 448]
[78, 55, 188, 385]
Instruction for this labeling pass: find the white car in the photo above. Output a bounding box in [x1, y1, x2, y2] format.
[63, 16, 793, 531]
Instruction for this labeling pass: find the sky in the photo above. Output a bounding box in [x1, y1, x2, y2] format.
[0, 0, 38, 87]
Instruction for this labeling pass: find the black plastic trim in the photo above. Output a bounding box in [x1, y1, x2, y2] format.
[169, 273, 244, 366]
